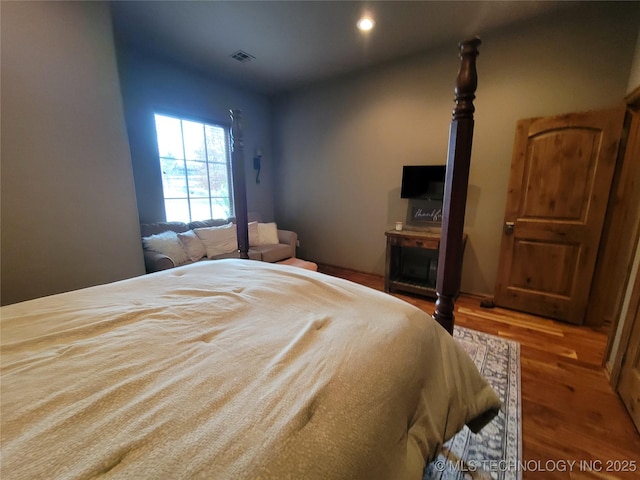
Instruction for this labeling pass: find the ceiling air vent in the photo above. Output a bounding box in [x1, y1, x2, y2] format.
[230, 50, 255, 63]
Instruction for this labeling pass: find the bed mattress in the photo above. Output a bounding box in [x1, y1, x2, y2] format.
[1, 259, 500, 479]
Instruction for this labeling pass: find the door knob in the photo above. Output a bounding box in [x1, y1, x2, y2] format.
[504, 222, 515, 234]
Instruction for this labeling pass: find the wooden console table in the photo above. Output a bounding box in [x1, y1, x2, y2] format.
[385, 229, 466, 299]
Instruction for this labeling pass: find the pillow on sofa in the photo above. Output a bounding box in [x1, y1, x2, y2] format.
[257, 222, 279, 245]
[195, 223, 238, 258]
[143, 230, 189, 266]
[248, 221, 260, 247]
[178, 230, 206, 262]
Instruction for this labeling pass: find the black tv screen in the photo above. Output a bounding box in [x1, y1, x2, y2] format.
[400, 165, 446, 199]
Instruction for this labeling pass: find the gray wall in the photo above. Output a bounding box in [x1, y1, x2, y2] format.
[115, 46, 276, 225]
[1, 1, 145, 305]
[2, 1, 637, 305]
[273, 2, 640, 295]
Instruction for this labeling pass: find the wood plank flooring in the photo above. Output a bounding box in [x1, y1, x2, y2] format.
[318, 265, 640, 480]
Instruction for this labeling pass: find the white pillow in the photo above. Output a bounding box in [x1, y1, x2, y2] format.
[143, 230, 189, 266]
[178, 230, 206, 262]
[248, 221, 260, 247]
[194, 223, 238, 258]
[257, 222, 279, 245]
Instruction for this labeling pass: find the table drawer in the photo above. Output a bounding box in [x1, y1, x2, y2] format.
[397, 236, 439, 249]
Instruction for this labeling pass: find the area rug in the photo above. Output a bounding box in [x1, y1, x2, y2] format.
[423, 327, 522, 480]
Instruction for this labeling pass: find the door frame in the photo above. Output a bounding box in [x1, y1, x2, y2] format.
[609, 239, 640, 389]
[608, 85, 640, 386]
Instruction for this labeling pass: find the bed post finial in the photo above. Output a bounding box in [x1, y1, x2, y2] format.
[230, 109, 249, 260]
[453, 37, 481, 120]
[433, 38, 480, 335]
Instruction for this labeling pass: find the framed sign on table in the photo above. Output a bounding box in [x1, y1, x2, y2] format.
[408, 199, 443, 225]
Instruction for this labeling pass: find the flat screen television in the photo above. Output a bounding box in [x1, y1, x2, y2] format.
[400, 165, 446, 199]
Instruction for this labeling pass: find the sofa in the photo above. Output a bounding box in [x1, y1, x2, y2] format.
[140, 216, 297, 273]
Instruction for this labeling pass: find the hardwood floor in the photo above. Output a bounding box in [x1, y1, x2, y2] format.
[318, 265, 640, 480]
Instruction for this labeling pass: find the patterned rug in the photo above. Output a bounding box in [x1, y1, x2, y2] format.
[423, 327, 522, 480]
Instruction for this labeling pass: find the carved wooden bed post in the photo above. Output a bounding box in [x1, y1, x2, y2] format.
[230, 109, 249, 259]
[433, 38, 481, 334]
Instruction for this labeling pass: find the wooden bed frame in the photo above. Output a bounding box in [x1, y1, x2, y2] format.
[229, 38, 481, 334]
[230, 108, 250, 261]
[433, 38, 481, 333]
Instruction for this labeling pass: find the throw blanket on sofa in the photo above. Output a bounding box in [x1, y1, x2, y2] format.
[1, 260, 500, 479]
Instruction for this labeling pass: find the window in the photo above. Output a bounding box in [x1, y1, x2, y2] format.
[153, 113, 233, 223]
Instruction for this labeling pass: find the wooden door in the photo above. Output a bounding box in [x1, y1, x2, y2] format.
[494, 107, 626, 324]
[618, 259, 640, 434]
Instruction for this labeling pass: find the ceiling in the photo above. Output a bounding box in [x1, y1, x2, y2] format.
[110, 1, 575, 95]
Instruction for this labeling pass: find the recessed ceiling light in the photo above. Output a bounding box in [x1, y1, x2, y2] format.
[357, 16, 375, 32]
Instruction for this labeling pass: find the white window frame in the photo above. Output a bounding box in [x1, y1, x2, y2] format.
[153, 112, 234, 223]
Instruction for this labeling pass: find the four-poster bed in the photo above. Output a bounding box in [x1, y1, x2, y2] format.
[230, 38, 481, 334]
[230, 108, 250, 260]
[1, 40, 498, 479]
[434, 37, 481, 334]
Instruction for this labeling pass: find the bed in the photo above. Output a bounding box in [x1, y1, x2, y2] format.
[2, 260, 499, 479]
[1, 40, 495, 479]
[231, 39, 481, 334]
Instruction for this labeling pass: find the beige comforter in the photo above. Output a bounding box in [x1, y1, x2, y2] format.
[1, 260, 500, 479]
